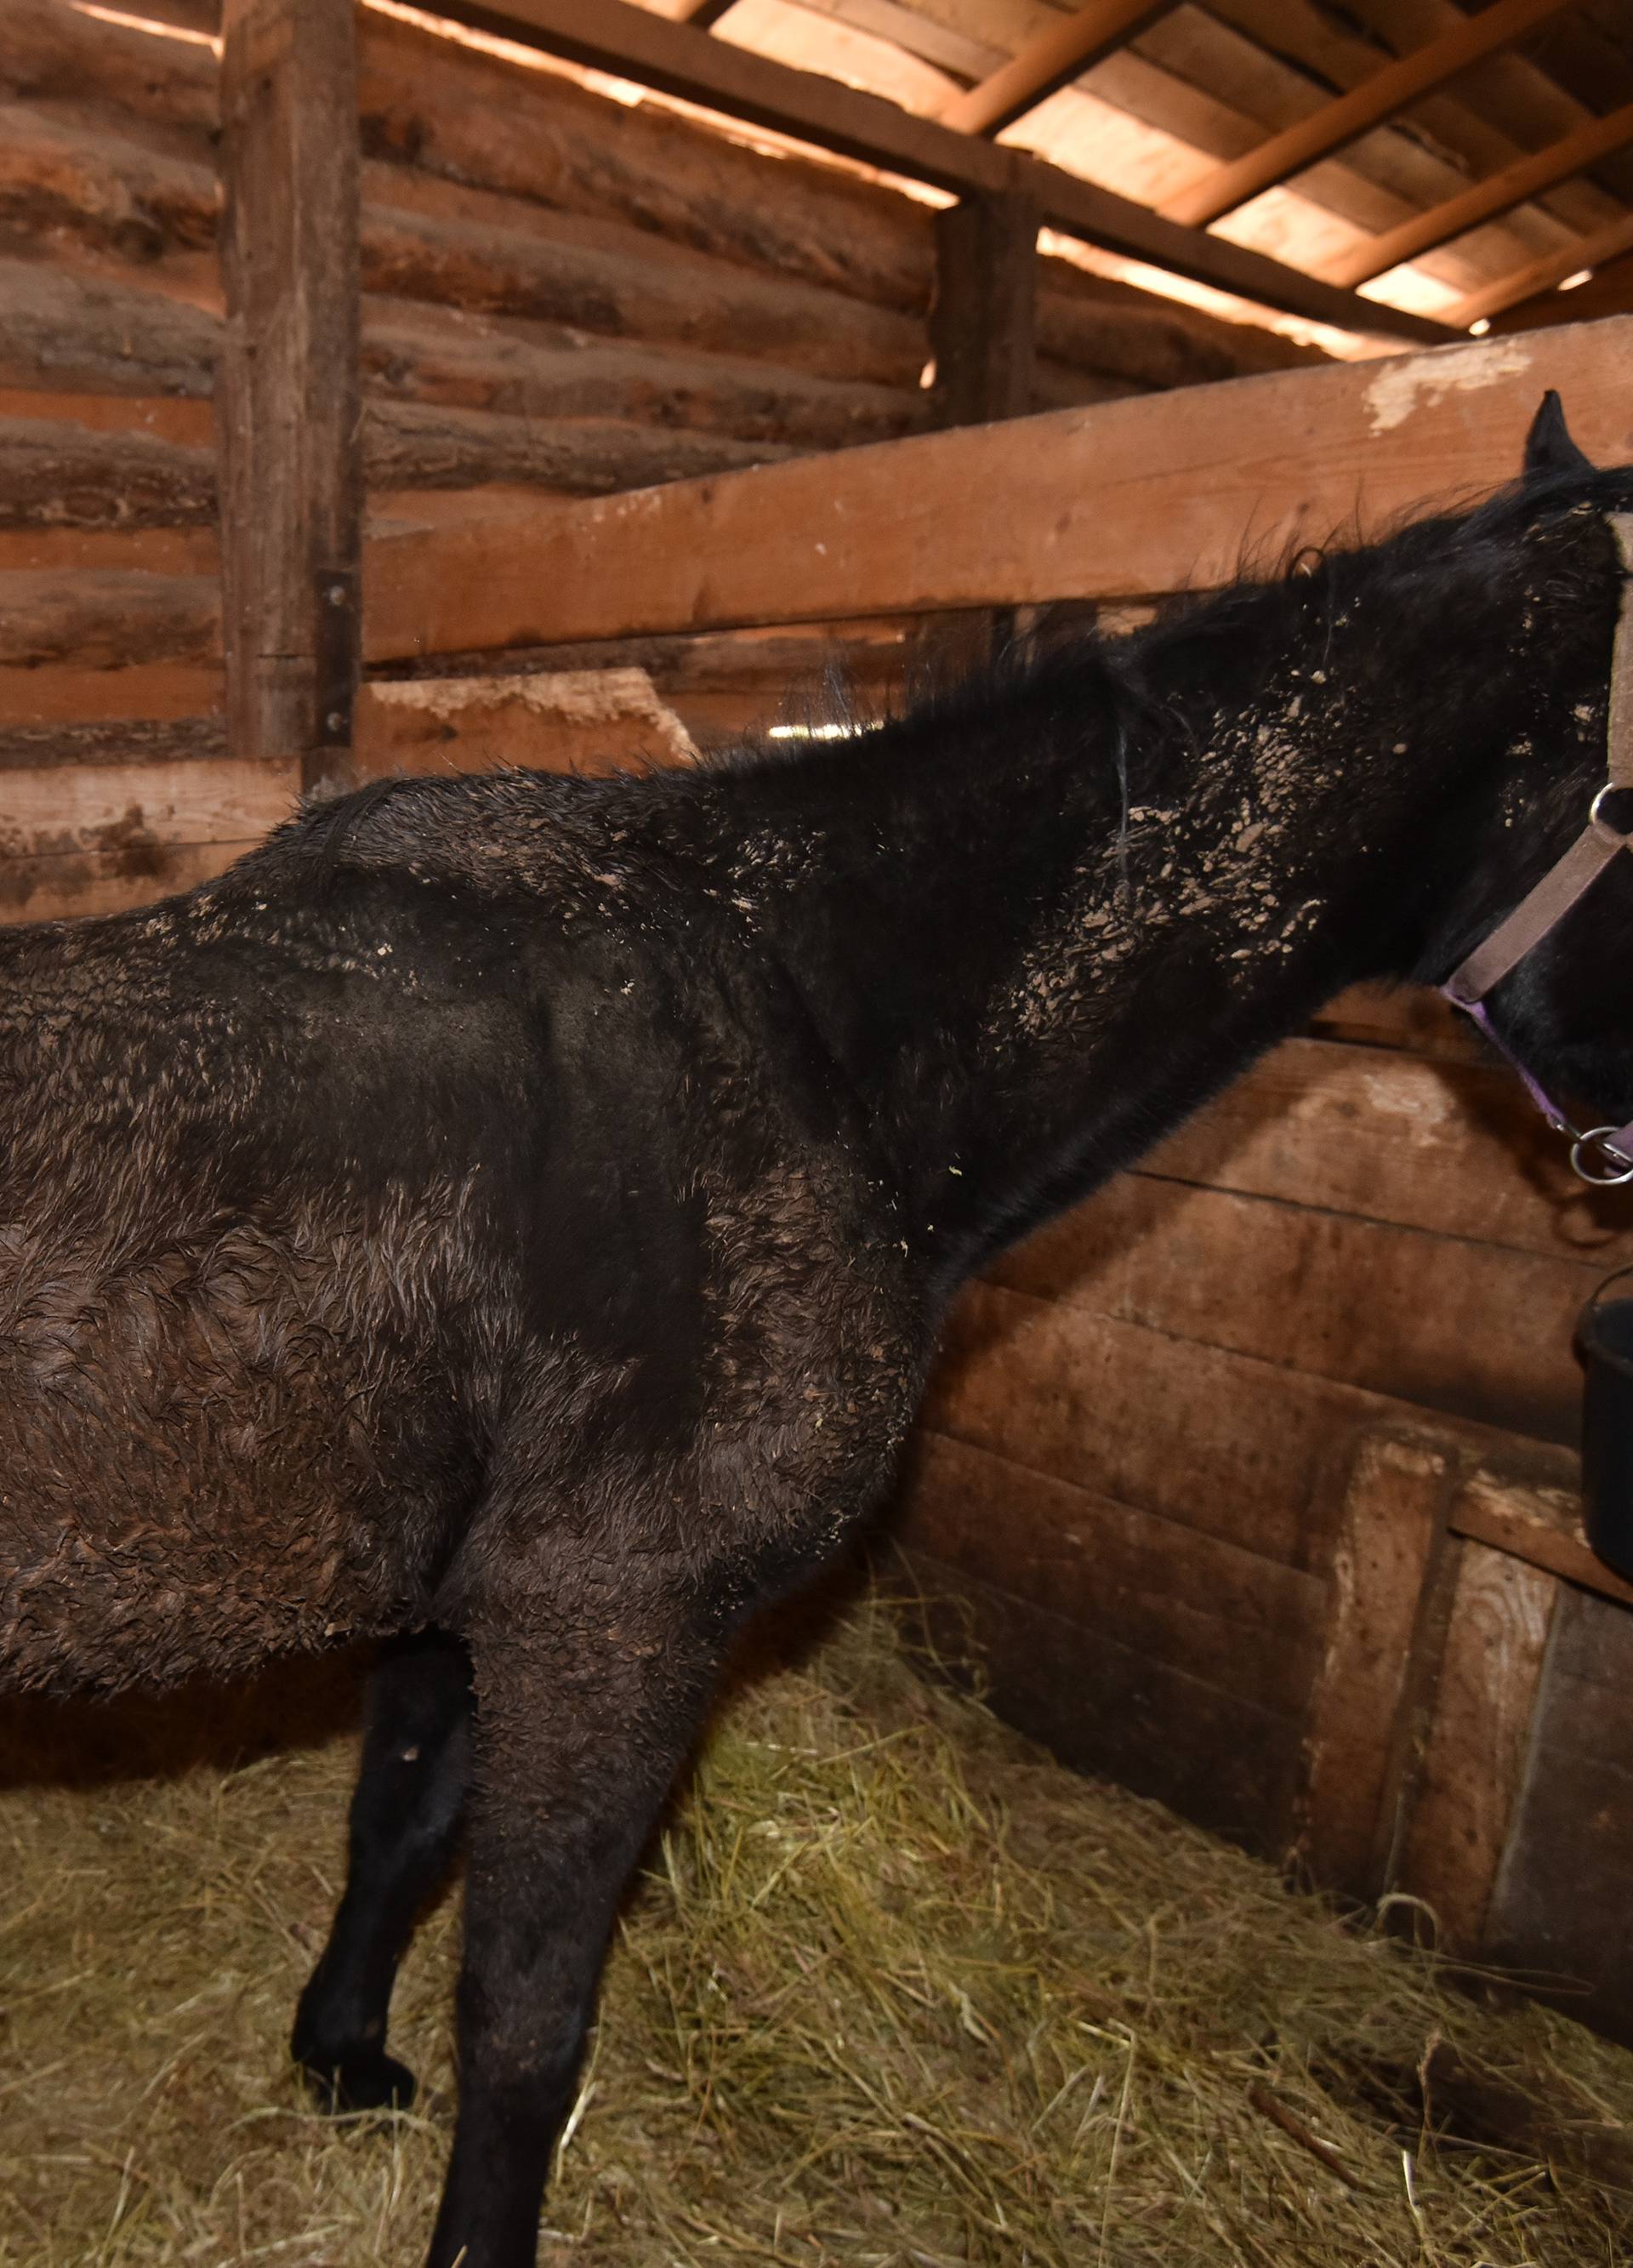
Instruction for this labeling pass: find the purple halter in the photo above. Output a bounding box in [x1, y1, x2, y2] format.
[1440, 515, 1633, 1188]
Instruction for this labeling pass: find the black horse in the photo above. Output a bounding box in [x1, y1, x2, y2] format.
[1, 398, 1628, 2266]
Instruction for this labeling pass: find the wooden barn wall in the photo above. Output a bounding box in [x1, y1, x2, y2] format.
[0, 0, 1318, 928]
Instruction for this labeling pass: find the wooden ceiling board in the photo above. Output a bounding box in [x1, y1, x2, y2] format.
[1122, 4, 1573, 287]
[1159, 0, 1579, 226]
[615, 0, 1633, 333]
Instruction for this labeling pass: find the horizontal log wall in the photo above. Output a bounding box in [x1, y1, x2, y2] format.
[2, 0, 1323, 922]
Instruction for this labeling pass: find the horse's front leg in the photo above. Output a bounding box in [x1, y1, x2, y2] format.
[424, 1577, 727, 2268]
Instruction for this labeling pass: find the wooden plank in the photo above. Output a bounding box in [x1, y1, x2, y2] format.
[894, 1427, 1324, 1719]
[0, 665, 223, 729]
[923, 1278, 1407, 1569]
[930, 191, 1038, 426]
[1393, 1540, 1556, 1951]
[939, 1, 1173, 138]
[896, 1546, 1311, 1849]
[1141, 1035, 1633, 1264]
[1160, 0, 1579, 229]
[1328, 99, 1633, 290]
[0, 528, 219, 577]
[1298, 1428, 1457, 1897]
[219, 0, 361, 792]
[0, 756, 295, 861]
[989, 1173, 1597, 1444]
[0, 717, 227, 772]
[364, 315, 1633, 656]
[0, 839, 258, 927]
[416, 0, 1448, 339]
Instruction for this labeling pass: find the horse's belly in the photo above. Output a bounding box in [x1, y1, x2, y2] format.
[0, 1217, 476, 1695]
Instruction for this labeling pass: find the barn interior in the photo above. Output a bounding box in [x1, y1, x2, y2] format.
[9, 0, 1633, 2258]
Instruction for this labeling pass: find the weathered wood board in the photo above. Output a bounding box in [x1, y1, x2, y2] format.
[366, 318, 1633, 658]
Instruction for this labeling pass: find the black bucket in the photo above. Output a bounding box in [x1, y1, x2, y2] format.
[1578, 1263, 1633, 1581]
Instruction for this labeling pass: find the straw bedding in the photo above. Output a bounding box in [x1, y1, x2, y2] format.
[0, 1585, 1628, 2266]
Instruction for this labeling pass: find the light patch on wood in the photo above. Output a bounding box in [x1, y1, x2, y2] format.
[1363, 339, 1533, 435]
[1358, 1063, 1454, 1140]
[1393, 1540, 1556, 1951]
[356, 667, 697, 778]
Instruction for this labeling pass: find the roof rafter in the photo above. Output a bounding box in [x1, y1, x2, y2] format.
[1160, 0, 1578, 230]
[939, 0, 1173, 140]
[1447, 207, 1633, 326]
[410, 0, 1454, 341]
[1325, 94, 1633, 288]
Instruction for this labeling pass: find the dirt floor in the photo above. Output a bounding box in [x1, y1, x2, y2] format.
[0, 1584, 1630, 2266]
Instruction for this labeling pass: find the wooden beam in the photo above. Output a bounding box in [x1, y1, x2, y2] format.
[219, 0, 362, 792]
[363, 314, 1633, 660]
[1448, 212, 1633, 329]
[1327, 98, 1633, 289]
[413, 0, 1453, 342]
[939, 1, 1173, 140]
[930, 190, 1038, 424]
[1160, 0, 1579, 230]
[675, 0, 737, 25]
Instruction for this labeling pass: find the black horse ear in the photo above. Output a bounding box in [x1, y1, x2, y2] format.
[1524, 389, 1596, 479]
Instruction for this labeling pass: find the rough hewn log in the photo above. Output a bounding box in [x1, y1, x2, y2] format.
[357, 194, 928, 390]
[356, 9, 935, 318]
[0, 571, 219, 670]
[0, 260, 925, 456]
[1, 0, 219, 131]
[361, 298, 930, 449]
[0, 106, 930, 390]
[0, 103, 217, 260]
[0, 259, 219, 401]
[1036, 280, 1317, 391]
[0, 417, 214, 529]
[363, 400, 792, 493]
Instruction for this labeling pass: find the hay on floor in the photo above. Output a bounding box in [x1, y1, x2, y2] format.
[0, 1587, 1630, 2265]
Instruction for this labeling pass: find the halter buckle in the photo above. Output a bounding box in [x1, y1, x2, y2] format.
[1571, 1127, 1633, 1187]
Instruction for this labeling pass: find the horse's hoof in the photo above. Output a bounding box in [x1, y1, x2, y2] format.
[300, 2049, 418, 2114]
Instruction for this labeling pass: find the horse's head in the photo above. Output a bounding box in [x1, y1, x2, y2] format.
[1436, 393, 1633, 1182]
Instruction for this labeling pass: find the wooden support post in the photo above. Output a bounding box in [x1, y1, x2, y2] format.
[926, 189, 1038, 670]
[931, 190, 1039, 428]
[219, 0, 361, 795]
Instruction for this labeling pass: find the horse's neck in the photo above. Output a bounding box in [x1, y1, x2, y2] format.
[748, 521, 1616, 1286]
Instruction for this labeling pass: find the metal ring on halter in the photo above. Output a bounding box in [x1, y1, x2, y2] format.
[1590, 782, 1633, 840]
[1571, 1127, 1633, 1186]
